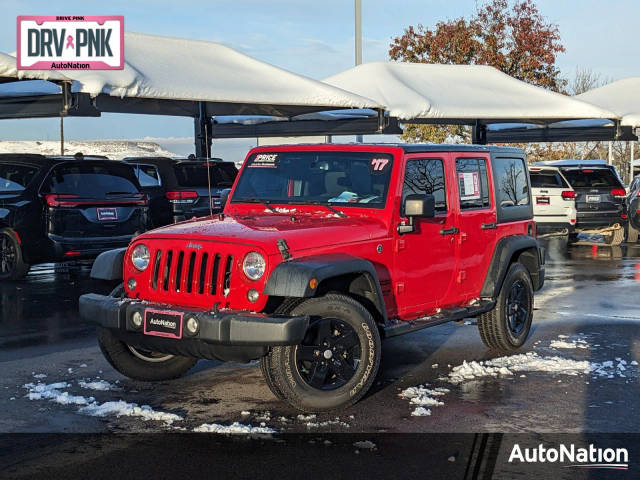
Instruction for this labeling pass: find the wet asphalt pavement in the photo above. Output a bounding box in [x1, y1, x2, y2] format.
[1, 238, 640, 435]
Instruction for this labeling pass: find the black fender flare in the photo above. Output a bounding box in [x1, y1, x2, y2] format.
[264, 253, 388, 323]
[90, 248, 127, 281]
[480, 235, 545, 299]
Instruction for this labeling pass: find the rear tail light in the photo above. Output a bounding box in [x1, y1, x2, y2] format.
[165, 191, 198, 204]
[561, 190, 577, 199]
[45, 194, 79, 207]
[64, 251, 81, 256]
[621, 214, 628, 220]
[611, 188, 626, 198]
[570, 218, 576, 224]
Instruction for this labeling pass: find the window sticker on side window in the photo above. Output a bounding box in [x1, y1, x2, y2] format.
[249, 153, 279, 168]
[459, 171, 480, 200]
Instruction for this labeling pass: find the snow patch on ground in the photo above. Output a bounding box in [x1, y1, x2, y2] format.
[32, 373, 47, 379]
[410, 407, 432, 416]
[550, 339, 589, 349]
[78, 380, 115, 391]
[194, 422, 277, 434]
[79, 401, 182, 425]
[24, 382, 94, 406]
[353, 440, 376, 450]
[400, 384, 449, 417]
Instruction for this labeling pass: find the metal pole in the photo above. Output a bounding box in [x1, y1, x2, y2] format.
[355, 0, 363, 143]
[60, 114, 64, 155]
[631, 141, 635, 183]
[608, 141, 613, 165]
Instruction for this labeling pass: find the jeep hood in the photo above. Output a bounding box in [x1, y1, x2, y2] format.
[139, 213, 388, 256]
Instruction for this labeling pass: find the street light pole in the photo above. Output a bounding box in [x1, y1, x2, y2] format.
[355, 0, 363, 143]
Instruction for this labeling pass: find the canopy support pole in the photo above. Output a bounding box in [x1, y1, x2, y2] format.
[59, 81, 72, 156]
[194, 101, 212, 158]
[472, 121, 487, 145]
[631, 141, 635, 183]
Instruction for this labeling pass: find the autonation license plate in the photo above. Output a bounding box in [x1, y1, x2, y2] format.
[144, 309, 183, 339]
[586, 195, 601, 203]
[211, 196, 222, 209]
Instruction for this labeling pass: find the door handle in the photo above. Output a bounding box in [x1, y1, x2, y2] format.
[439, 227, 459, 236]
[481, 222, 497, 230]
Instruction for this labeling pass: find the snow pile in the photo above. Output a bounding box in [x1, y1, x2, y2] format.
[79, 401, 182, 425]
[78, 380, 115, 391]
[447, 352, 591, 384]
[24, 382, 95, 406]
[411, 407, 432, 417]
[194, 422, 277, 434]
[550, 339, 589, 349]
[400, 384, 449, 417]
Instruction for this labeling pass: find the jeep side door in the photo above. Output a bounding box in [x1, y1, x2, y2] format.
[394, 153, 458, 319]
[453, 154, 497, 297]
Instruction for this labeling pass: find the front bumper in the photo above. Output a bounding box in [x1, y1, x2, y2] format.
[79, 294, 309, 362]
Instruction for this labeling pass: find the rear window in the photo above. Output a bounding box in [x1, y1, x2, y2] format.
[174, 163, 237, 188]
[530, 170, 568, 188]
[561, 168, 623, 188]
[0, 163, 39, 192]
[44, 162, 140, 197]
[132, 164, 161, 187]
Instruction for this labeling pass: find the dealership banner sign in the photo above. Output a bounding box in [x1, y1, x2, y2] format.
[17, 15, 124, 70]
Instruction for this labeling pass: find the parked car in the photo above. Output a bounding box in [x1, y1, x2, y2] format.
[627, 174, 640, 243]
[0, 153, 149, 280]
[535, 160, 627, 245]
[529, 165, 576, 235]
[123, 157, 238, 227]
[81, 144, 545, 412]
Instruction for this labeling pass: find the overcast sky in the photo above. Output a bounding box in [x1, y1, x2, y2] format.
[1, 0, 639, 152]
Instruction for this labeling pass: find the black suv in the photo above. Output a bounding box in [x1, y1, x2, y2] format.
[123, 157, 238, 227]
[536, 160, 627, 243]
[0, 154, 149, 280]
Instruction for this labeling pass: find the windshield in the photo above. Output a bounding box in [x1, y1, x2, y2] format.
[0, 163, 40, 192]
[561, 168, 623, 189]
[232, 151, 394, 208]
[174, 163, 238, 188]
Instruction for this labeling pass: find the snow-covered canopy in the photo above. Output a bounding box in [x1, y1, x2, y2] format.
[324, 62, 617, 124]
[0, 32, 381, 117]
[577, 78, 640, 127]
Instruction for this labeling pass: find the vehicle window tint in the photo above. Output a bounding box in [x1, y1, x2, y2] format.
[530, 171, 567, 188]
[561, 169, 623, 188]
[493, 157, 530, 207]
[45, 162, 140, 197]
[402, 159, 447, 212]
[0, 164, 39, 191]
[134, 165, 161, 187]
[456, 158, 491, 209]
[174, 163, 237, 188]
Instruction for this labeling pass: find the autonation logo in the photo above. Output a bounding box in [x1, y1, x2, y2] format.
[509, 443, 629, 470]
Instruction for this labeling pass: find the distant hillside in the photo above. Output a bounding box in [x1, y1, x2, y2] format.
[0, 140, 179, 160]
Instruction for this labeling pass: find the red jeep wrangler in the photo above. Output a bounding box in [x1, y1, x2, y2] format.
[80, 144, 545, 412]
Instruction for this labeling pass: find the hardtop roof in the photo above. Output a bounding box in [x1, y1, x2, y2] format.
[252, 143, 524, 155]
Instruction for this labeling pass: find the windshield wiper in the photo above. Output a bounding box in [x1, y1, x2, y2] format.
[305, 201, 346, 218]
[242, 198, 278, 213]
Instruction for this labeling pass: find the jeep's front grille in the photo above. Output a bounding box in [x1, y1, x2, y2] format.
[150, 247, 234, 298]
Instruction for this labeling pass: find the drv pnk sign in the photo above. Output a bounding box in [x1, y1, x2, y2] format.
[17, 16, 124, 70]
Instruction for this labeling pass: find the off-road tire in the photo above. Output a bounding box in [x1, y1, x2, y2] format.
[260, 298, 306, 402]
[269, 294, 381, 412]
[0, 228, 29, 281]
[604, 226, 625, 246]
[627, 224, 638, 244]
[96, 284, 197, 381]
[478, 262, 533, 352]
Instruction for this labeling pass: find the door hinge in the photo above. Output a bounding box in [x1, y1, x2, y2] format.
[396, 283, 405, 294]
[396, 238, 406, 252]
[457, 271, 467, 283]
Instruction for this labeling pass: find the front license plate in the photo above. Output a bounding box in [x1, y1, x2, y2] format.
[97, 207, 118, 221]
[586, 195, 601, 203]
[144, 309, 183, 339]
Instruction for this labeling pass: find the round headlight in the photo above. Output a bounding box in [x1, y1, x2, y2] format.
[131, 244, 150, 271]
[243, 252, 266, 281]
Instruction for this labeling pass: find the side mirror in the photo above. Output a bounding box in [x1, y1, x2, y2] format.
[398, 194, 436, 234]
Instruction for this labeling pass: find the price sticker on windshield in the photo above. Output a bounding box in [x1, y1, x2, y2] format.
[249, 153, 279, 168]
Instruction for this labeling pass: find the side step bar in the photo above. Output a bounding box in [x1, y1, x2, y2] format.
[382, 300, 495, 338]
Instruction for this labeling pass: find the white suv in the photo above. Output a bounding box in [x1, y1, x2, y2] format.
[529, 166, 577, 234]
